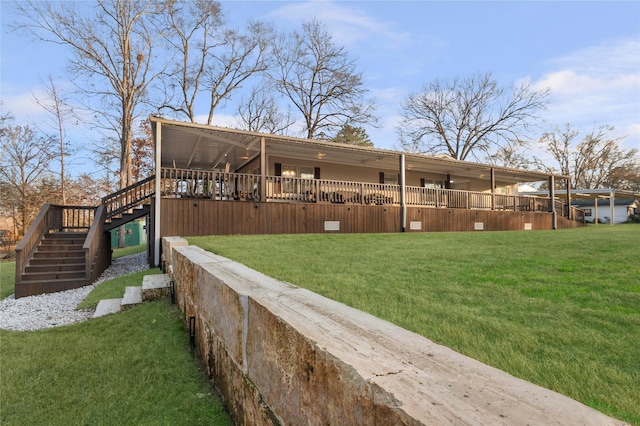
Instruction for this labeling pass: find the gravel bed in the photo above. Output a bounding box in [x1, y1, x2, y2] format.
[0, 252, 149, 332]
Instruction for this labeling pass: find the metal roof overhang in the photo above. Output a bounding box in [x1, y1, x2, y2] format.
[150, 116, 567, 186]
[523, 188, 640, 201]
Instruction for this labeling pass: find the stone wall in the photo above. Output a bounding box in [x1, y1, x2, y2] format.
[164, 237, 622, 426]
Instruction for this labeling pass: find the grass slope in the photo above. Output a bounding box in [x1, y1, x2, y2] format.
[0, 261, 14, 300]
[0, 300, 232, 425]
[77, 268, 163, 310]
[2, 245, 232, 425]
[188, 225, 640, 425]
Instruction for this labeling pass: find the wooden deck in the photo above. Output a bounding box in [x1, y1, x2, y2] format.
[159, 198, 581, 237]
[157, 167, 583, 238]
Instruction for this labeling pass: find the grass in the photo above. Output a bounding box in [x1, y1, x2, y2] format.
[188, 224, 640, 425]
[0, 245, 232, 425]
[0, 299, 232, 425]
[0, 261, 15, 300]
[113, 244, 147, 259]
[2, 243, 231, 425]
[77, 268, 163, 310]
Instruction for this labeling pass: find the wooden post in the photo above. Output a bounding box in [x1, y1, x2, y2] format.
[260, 137, 266, 202]
[154, 121, 162, 267]
[399, 154, 406, 232]
[610, 190, 615, 226]
[549, 176, 557, 229]
[490, 168, 495, 210]
[566, 179, 572, 219]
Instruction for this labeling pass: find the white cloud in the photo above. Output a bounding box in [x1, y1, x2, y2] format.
[267, 1, 410, 48]
[2, 90, 45, 120]
[533, 37, 640, 149]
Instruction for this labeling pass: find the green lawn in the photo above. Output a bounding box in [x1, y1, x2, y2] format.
[113, 243, 147, 258]
[0, 261, 15, 300]
[1, 244, 232, 425]
[188, 224, 640, 425]
[0, 300, 232, 425]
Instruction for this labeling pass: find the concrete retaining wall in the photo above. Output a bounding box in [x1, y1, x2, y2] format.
[164, 237, 623, 426]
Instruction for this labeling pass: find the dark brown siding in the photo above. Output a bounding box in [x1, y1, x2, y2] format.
[160, 199, 582, 237]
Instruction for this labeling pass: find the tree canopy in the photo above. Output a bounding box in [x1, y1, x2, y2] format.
[332, 124, 374, 147]
[0, 116, 59, 235]
[270, 19, 377, 139]
[535, 124, 639, 190]
[398, 72, 548, 161]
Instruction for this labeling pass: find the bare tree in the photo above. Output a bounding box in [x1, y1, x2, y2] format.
[606, 161, 640, 191]
[14, 0, 164, 191]
[131, 119, 154, 182]
[15, 0, 166, 248]
[534, 124, 639, 189]
[398, 72, 548, 161]
[159, 0, 272, 124]
[235, 86, 295, 134]
[0, 121, 59, 235]
[65, 173, 111, 206]
[271, 19, 376, 139]
[486, 139, 531, 169]
[32, 75, 76, 204]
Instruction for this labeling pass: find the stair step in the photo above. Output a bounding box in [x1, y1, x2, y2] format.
[33, 250, 85, 259]
[141, 274, 170, 301]
[16, 278, 90, 294]
[121, 286, 142, 309]
[21, 270, 86, 281]
[41, 238, 86, 245]
[37, 244, 84, 252]
[45, 232, 88, 240]
[30, 257, 86, 266]
[25, 263, 85, 273]
[93, 298, 123, 318]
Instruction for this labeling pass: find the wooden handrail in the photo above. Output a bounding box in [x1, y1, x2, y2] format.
[102, 175, 155, 220]
[15, 204, 53, 285]
[84, 204, 106, 280]
[159, 167, 581, 221]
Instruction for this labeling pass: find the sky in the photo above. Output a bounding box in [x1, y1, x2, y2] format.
[1, 1, 639, 177]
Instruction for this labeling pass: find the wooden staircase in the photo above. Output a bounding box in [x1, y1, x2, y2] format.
[15, 176, 156, 298]
[19, 232, 92, 295]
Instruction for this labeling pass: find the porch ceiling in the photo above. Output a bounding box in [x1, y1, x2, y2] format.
[150, 116, 566, 185]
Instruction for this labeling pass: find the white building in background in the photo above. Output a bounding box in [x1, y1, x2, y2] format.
[572, 197, 639, 224]
[521, 188, 640, 225]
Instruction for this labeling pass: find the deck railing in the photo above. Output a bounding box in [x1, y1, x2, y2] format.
[102, 175, 155, 219]
[159, 167, 565, 214]
[265, 176, 401, 205]
[160, 168, 261, 200]
[84, 204, 110, 282]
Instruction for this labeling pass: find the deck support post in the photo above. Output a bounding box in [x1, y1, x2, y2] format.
[609, 190, 615, 226]
[566, 179, 572, 219]
[490, 168, 496, 210]
[154, 121, 162, 266]
[549, 176, 557, 229]
[260, 137, 266, 202]
[399, 154, 406, 232]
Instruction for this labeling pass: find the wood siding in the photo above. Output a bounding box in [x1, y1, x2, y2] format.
[160, 198, 581, 237]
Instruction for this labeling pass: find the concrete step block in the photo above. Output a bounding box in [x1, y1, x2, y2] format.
[142, 274, 170, 302]
[121, 286, 142, 309]
[93, 298, 123, 318]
